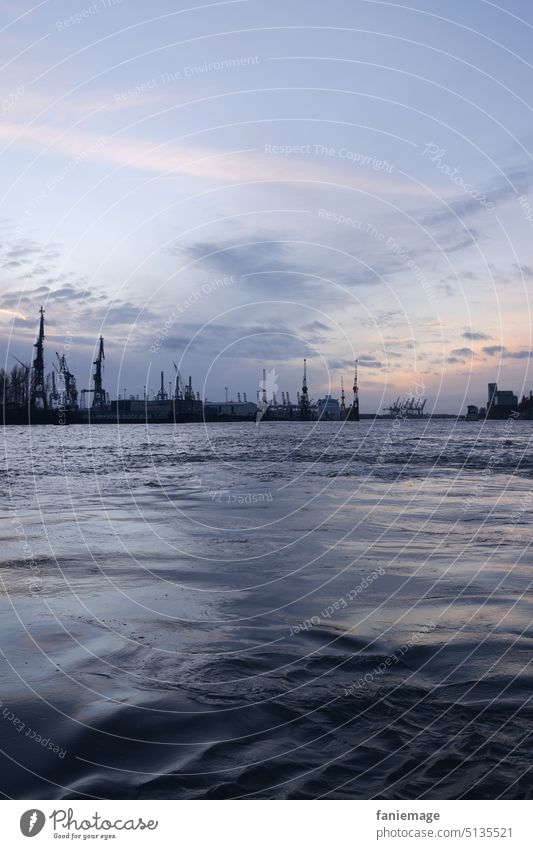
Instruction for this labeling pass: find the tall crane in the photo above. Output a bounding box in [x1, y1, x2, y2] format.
[92, 336, 106, 409]
[31, 306, 47, 410]
[346, 359, 359, 421]
[352, 359, 360, 420]
[56, 352, 78, 408]
[299, 358, 310, 419]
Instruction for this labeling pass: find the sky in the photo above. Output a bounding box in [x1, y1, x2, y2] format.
[0, 0, 533, 413]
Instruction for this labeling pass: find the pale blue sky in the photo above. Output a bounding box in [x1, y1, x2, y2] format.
[1, 0, 533, 411]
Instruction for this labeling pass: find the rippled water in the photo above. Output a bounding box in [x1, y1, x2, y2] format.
[1, 419, 533, 799]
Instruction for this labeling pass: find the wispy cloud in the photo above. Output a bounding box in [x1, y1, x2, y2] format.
[0, 121, 433, 194]
[0, 307, 26, 320]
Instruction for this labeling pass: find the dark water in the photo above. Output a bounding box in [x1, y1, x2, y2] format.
[1, 419, 533, 799]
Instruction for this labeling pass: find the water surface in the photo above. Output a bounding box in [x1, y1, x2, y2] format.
[1, 419, 532, 798]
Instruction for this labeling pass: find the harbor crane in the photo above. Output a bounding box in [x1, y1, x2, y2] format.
[299, 358, 310, 419]
[30, 306, 47, 410]
[55, 352, 78, 409]
[92, 336, 106, 408]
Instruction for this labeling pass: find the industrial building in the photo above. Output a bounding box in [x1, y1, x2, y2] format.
[463, 383, 533, 420]
[486, 382, 518, 419]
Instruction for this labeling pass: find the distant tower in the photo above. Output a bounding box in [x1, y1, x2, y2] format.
[348, 359, 360, 421]
[92, 336, 106, 409]
[300, 358, 310, 420]
[30, 306, 48, 410]
[237, 392, 241, 403]
[340, 376, 346, 416]
[243, 392, 247, 403]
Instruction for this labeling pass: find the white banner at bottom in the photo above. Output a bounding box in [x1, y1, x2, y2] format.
[3, 800, 532, 848]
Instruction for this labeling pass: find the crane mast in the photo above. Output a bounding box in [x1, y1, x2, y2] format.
[350, 359, 360, 421]
[92, 336, 106, 409]
[31, 306, 47, 410]
[56, 352, 78, 409]
[299, 358, 310, 419]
